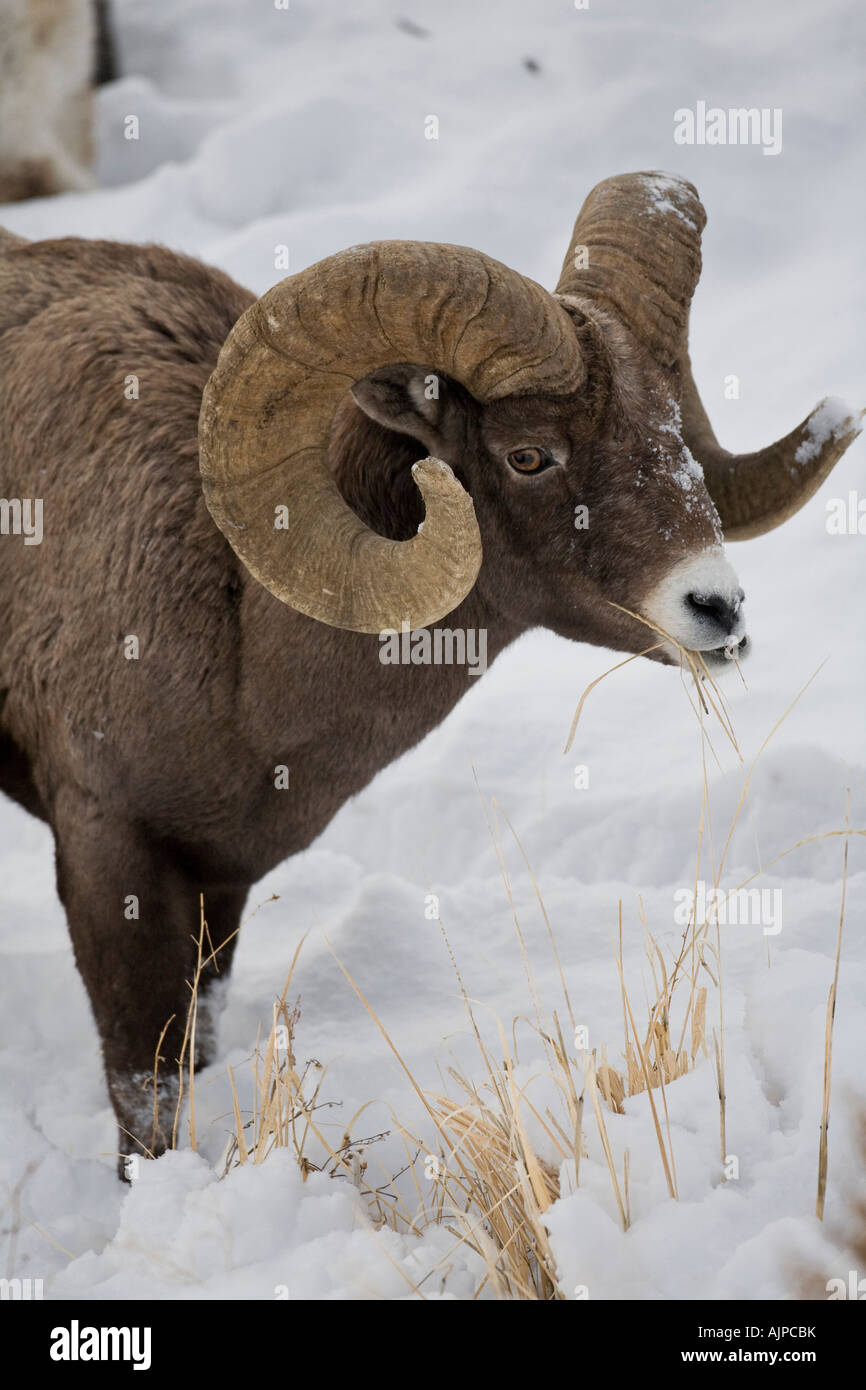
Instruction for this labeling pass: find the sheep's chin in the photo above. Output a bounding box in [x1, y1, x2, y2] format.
[650, 635, 750, 672]
[687, 635, 751, 676]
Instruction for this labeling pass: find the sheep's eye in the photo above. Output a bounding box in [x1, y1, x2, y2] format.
[507, 446, 553, 474]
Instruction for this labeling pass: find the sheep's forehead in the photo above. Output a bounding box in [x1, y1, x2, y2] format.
[479, 392, 580, 458]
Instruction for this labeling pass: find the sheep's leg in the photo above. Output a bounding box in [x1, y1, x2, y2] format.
[52, 804, 245, 1171]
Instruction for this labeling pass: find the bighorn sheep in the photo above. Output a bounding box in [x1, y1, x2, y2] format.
[0, 0, 103, 204]
[0, 172, 859, 1169]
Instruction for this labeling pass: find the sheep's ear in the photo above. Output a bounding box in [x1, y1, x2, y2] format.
[351, 364, 453, 444]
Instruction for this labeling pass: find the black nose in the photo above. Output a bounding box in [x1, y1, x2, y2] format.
[686, 588, 744, 633]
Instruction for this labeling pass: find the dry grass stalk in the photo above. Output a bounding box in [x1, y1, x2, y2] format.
[582, 1051, 629, 1230]
[816, 791, 851, 1219]
[712, 1029, 727, 1178]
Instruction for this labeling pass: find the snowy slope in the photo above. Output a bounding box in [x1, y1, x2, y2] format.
[0, 0, 864, 1300]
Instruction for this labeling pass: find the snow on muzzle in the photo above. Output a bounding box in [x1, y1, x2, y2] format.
[640, 548, 748, 667]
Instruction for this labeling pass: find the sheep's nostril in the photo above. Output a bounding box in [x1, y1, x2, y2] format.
[686, 591, 742, 633]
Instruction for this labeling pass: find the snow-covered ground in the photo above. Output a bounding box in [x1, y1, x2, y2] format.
[1, 0, 864, 1300]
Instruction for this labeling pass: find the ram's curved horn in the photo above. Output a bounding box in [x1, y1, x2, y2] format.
[555, 170, 705, 367]
[200, 241, 584, 633]
[556, 170, 862, 539]
[677, 346, 863, 540]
